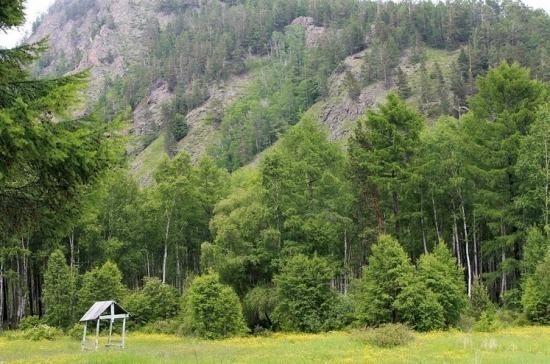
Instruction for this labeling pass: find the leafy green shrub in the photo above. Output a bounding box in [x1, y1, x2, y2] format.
[18, 316, 42, 330]
[67, 323, 84, 340]
[124, 277, 180, 327]
[356, 235, 414, 326]
[522, 253, 550, 324]
[458, 314, 475, 333]
[7, 324, 62, 341]
[502, 288, 523, 311]
[77, 260, 127, 316]
[273, 254, 343, 333]
[354, 324, 415, 348]
[496, 310, 529, 328]
[416, 242, 467, 327]
[393, 275, 445, 332]
[243, 285, 277, 330]
[181, 273, 247, 339]
[140, 319, 183, 335]
[473, 311, 499, 333]
[469, 276, 493, 320]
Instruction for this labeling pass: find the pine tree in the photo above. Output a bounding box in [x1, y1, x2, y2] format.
[522, 252, 550, 324]
[43, 250, 76, 328]
[348, 93, 424, 236]
[77, 261, 126, 316]
[417, 242, 467, 327]
[396, 67, 411, 99]
[357, 235, 414, 326]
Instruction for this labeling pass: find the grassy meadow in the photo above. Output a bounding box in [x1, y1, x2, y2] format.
[1, 326, 549, 363]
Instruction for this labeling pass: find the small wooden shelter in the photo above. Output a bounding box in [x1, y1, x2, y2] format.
[79, 300, 129, 351]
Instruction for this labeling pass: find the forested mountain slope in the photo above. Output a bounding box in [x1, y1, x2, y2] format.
[28, 0, 549, 174]
[1, 0, 548, 334]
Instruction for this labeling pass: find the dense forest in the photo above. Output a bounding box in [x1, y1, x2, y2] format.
[1, 0, 549, 338]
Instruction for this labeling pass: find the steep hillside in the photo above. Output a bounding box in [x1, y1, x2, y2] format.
[27, 0, 550, 181]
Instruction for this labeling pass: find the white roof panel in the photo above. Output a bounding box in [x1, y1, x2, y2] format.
[79, 300, 128, 321]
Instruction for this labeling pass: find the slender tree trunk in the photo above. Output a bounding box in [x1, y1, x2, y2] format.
[162, 211, 171, 284]
[460, 199, 472, 297]
[176, 243, 181, 292]
[473, 210, 479, 276]
[0, 259, 4, 332]
[146, 251, 150, 277]
[420, 189, 428, 254]
[544, 136, 549, 228]
[69, 229, 75, 270]
[431, 192, 441, 242]
[451, 204, 462, 265]
[17, 236, 29, 327]
[500, 248, 507, 300]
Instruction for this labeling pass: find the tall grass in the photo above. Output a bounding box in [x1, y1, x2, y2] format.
[1, 326, 549, 363]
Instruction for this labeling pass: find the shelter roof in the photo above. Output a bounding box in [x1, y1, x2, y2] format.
[79, 300, 129, 322]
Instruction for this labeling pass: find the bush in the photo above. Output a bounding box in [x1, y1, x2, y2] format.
[181, 273, 247, 339]
[124, 277, 180, 327]
[469, 276, 493, 320]
[273, 254, 343, 333]
[522, 253, 550, 324]
[140, 319, 183, 335]
[67, 323, 84, 340]
[356, 235, 414, 326]
[18, 316, 42, 330]
[243, 285, 277, 330]
[7, 325, 62, 341]
[473, 311, 499, 333]
[354, 324, 415, 348]
[393, 276, 446, 332]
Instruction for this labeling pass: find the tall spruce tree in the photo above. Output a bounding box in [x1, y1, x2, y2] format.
[43, 250, 76, 328]
[463, 62, 546, 299]
[348, 93, 424, 238]
[357, 235, 414, 326]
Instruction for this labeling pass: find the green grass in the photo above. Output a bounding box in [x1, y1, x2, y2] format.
[1, 326, 549, 363]
[130, 133, 167, 185]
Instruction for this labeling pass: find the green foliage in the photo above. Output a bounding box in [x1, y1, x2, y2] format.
[348, 93, 424, 237]
[473, 311, 499, 333]
[344, 69, 361, 101]
[394, 275, 445, 332]
[181, 273, 247, 339]
[43, 250, 77, 329]
[18, 316, 42, 330]
[0, 0, 25, 30]
[522, 227, 550, 277]
[243, 285, 278, 330]
[354, 323, 415, 348]
[516, 105, 550, 229]
[469, 277, 493, 320]
[417, 242, 467, 327]
[396, 67, 411, 99]
[356, 235, 414, 326]
[67, 323, 85, 340]
[7, 325, 62, 341]
[273, 254, 343, 333]
[124, 277, 180, 327]
[77, 261, 127, 316]
[522, 253, 550, 324]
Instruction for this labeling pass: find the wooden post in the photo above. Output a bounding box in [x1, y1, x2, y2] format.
[82, 322, 87, 351]
[121, 315, 127, 349]
[95, 319, 100, 351]
[107, 304, 114, 347]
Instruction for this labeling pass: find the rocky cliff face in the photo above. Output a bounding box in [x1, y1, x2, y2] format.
[29, 0, 166, 96]
[28, 0, 394, 175]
